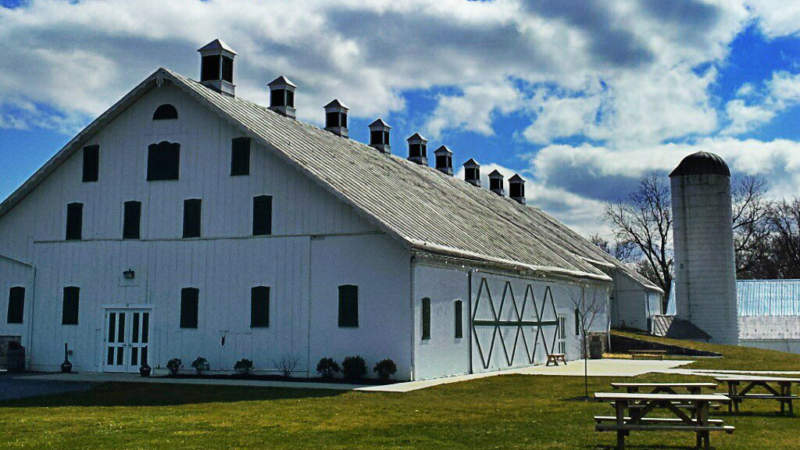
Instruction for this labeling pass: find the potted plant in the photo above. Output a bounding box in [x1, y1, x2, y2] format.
[191, 357, 210, 375]
[139, 363, 151, 377]
[373, 359, 397, 381]
[60, 343, 72, 373]
[167, 358, 182, 376]
[234, 358, 253, 375]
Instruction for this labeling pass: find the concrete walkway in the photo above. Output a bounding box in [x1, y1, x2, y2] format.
[16, 359, 695, 394]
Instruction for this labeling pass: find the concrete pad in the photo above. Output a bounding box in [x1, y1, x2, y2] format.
[20, 372, 364, 391]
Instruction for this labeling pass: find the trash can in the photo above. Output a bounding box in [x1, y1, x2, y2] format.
[6, 342, 25, 372]
[589, 335, 603, 359]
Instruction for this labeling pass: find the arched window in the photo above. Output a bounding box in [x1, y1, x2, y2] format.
[153, 104, 178, 120]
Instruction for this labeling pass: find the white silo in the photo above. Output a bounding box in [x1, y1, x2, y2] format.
[670, 151, 738, 345]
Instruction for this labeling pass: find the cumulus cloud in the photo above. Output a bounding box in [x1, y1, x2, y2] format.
[723, 71, 800, 135]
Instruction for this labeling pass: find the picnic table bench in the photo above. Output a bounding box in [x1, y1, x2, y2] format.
[629, 349, 667, 360]
[594, 392, 733, 449]
[545, 353, 566, 366]
[715, 375, 800, 416]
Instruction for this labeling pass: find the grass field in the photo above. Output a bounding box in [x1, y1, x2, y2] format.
[1, 334, 799, 449]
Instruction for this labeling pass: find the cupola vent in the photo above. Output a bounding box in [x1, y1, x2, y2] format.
[407, 133, 428, 165]
[509, 174, 525, 204]
[434, 145, 453, 175]
[463, 159, 480, 186]
[198, 39, 236, 97]
[489, 170, 505, 196]
[268, 76, 296, 118]
[324, 99, 349, 137]
[369, 119, 391, 153]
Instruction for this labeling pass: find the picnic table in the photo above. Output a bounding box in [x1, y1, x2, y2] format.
[715, 375, 800, 415]
[546, 353, 566, 366]
[611, 382, 717, 395]
[629, 349, 667, 360]
[594, 392, 733, 449]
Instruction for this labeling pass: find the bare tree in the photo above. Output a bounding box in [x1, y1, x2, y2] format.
[605, 174, 673, 310]
[731, 175, 771, 278]
[768, 199, 800, 278]
[568, 283, 608, 400]
[589, 234, 637, 262]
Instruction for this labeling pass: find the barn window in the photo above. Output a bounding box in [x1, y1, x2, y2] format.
[421, 298, 431, 340]
[147, 141, 180, 181]
[201, 55, 220, 81]
[82, 145, 99, 182]
[250, 286, 270, 328]
[123, 201, 141, 239]
[66, 203, 83, 240]
[180, 288, 199, 328]
[574, 308, 581, 336]
[183, 199, 201, 238]
[231, 137, 250, 176]
[454, 300, 463, 338]
[338, 285, 358, 327]
[221, 56, 234, 83]
[153, 104, 178, 120]
[253, 195, 272, 236]
[7, 287, 24, 324]
[62, 287, 79, 325]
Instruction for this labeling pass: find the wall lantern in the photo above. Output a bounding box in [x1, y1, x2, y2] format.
[123, 269, 135, 280]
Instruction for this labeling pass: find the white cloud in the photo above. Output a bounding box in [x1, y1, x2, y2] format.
[723, 71, 800, 135]
[747, 0, 800, 38]
[425, 81, 522, 138]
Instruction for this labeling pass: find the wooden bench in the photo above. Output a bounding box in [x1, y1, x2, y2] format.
[594, 392, 733, 449]
[545, 353, 566, 366]
[629, 349, 666, 360]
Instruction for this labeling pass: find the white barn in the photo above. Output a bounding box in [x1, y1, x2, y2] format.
[0, 40, 655, 380]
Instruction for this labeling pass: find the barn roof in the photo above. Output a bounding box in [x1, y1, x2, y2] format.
[0, 68, 662, 286]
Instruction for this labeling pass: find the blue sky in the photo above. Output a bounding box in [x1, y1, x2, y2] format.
[3, 0, 800, 235]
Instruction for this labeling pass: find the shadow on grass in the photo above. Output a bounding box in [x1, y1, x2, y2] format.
[0, 382, 345, 408]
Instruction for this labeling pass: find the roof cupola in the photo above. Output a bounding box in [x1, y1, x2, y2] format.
[324, 99, 349, 137]
[268, 76, 296, 118]
[509, 174, 525, 204]
[369, 119, 391, 153]
[198, 39, 236, 97]
[463, 159, 480, 186]
[434, 145, 453, 175]
[489, 170, 505, 196]
[407, 133, 428, 165]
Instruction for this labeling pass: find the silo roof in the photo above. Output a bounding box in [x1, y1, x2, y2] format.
[669, 151, 731, 177]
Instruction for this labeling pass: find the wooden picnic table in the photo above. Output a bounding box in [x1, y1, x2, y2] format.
[611, 382, 717, 395]
[715, 375, 800, 416]
[594, 392, 733, 449]
[546, 353, 566, 366]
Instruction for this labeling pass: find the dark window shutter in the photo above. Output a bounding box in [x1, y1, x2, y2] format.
[575, 308, 580, 336]
[66, 203, 83, 240]
[183, 199, 201, 238]
[253, 195, 272, 236]
[454, 300, 463, 338]
[7, 287, 24, 324]
[286, 90, 294, 107]
[221, 56, 234, 82]
[180, 288, 199, 328]
[153, 104, 178, 120]
[62, 287, 79, 325]
[231, 137, 251, 176]
[201, 55, 219, 81]
[82, 145, 99, 182]
[123, 201, 141, 239]
[147, 142, 180, 181]
[250, 286, 270, 328]
[338, 285, 358, 327]
[422, 298, 431, 340]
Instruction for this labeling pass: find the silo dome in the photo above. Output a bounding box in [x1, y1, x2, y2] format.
[669, 151, 730, 177]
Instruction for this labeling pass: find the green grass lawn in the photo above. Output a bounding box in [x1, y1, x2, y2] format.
[2, 335, 799, 449]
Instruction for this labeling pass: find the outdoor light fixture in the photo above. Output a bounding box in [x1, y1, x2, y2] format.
[123, 269, 135, 279]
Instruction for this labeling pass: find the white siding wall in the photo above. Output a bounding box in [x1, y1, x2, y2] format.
[0, 257, 34, 363]
[612, 273, 648, 331]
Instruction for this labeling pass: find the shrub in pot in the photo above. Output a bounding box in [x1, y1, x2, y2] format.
[191, 357, 210, 375]
[373, 359, 397, 380]
[139, 364, 151, 377]
[316, 357, 341, 379]
[234, 358, 253, 375]
[166, 358, 182, 376]
[342, 356, 367, 381]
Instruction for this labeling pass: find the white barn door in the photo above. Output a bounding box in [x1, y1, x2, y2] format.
[104, 308, 151, 373]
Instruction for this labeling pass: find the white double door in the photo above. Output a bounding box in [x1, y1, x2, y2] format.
[104, 308, 151, 373]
